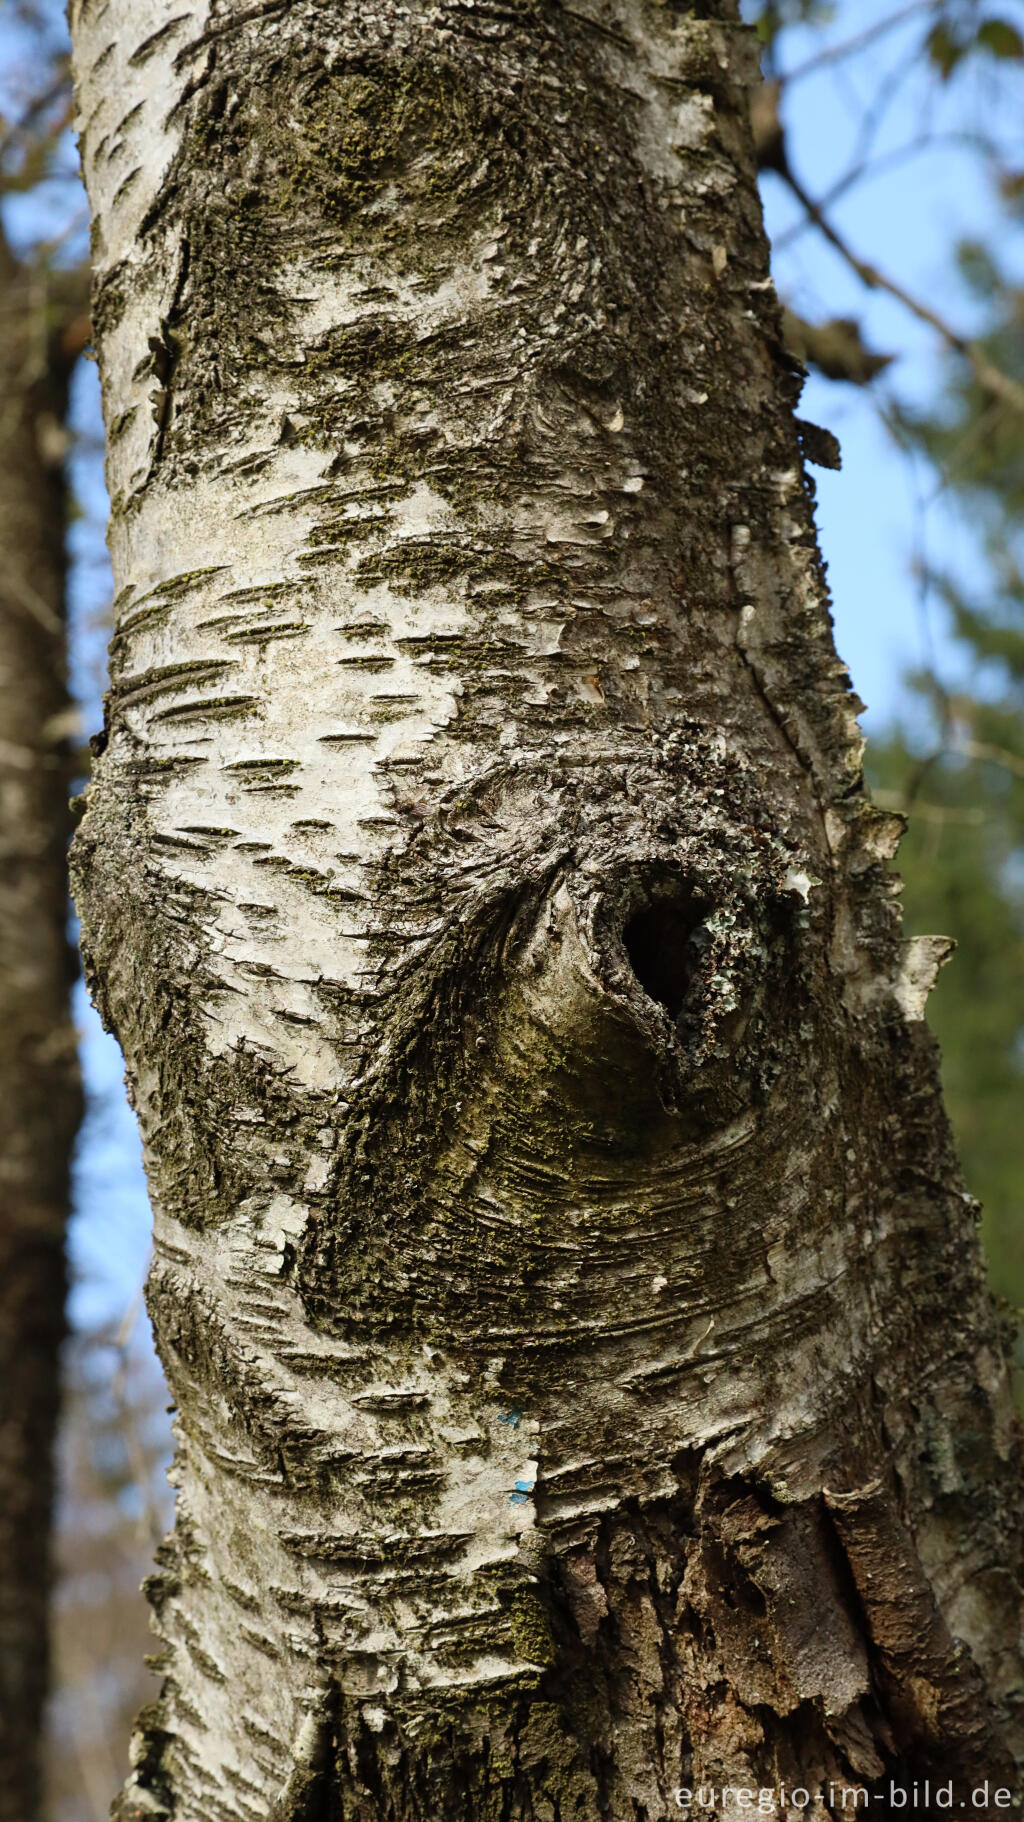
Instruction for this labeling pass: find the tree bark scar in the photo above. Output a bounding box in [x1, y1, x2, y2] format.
[825, 1478, 1017, 1799]
[267, 1698, 336, 1821]
[143, 242, 191, 479]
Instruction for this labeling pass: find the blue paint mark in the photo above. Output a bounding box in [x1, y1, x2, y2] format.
[509, 1491, 529, 1506]
[515, 1479, 534, 1492]
[498, 1410, 522, 1429]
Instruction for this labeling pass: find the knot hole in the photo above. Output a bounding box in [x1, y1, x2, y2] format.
[622, 892, 707, 1021]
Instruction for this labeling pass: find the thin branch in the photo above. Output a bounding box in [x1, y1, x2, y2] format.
[772, 130, 1009, 256]
[778, 0, 946, 88]
[894, 746, 945, 813]
[961, 738, 1024, 781]
[873, 787, 987, 826]
[780, 162, 1024, 417]
[919, 395, 1006, 504]
[0, 71, 71, 168]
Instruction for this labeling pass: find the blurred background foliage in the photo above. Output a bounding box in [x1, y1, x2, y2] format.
[0, 0, 1022, 1814]
[46, 1323, 169, 1822]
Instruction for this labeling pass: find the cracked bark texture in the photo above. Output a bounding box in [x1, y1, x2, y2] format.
[0, 228, 82, 1822]
[68, 2, 1023, 1818]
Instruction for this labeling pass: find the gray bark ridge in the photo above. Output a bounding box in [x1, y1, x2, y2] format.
[68, 1, 1023, 1817]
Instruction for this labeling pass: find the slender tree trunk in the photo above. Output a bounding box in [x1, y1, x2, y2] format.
[0, 229, 82, 1822]
[69, 3, 1023, 1817]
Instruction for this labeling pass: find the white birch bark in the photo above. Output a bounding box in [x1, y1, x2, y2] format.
[69, 2, 1023, 1817]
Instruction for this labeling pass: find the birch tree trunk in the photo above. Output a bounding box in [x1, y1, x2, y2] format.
[69, 3, 1024, 1817]
[0, 228, 82, 1822]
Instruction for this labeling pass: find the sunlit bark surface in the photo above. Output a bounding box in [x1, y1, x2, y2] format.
[69, 2, 1022, 1817]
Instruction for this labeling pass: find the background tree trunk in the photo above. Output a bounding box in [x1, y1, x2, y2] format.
[69, 2, 1023, 1817]
[0, 226, 83, 1822]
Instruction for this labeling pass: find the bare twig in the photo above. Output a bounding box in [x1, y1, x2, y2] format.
[773, 130, 1007, 256]
[961, 738, 1024, 781]
[874, 788, 987, 826]
[780, 161, 1024, 417]
[0, 72, 71, 168]
[779, 0, 946, 88]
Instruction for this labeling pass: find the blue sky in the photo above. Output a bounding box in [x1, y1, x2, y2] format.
[3, 0, 1018, 1331]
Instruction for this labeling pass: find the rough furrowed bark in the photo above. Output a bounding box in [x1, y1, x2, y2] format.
[68, 1, 1023, 1817]
[0, 231, 82, 1822]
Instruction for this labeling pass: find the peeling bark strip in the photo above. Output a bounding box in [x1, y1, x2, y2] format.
[68, 1, 1023, 1817]
[0, 232, 81, 1822]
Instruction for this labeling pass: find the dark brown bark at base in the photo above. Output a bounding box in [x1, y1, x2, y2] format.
[0, 231, 82, 1822]
[144, 1462, 1014, 1822]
